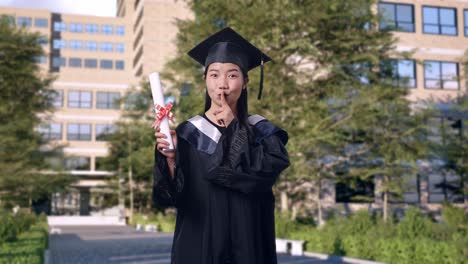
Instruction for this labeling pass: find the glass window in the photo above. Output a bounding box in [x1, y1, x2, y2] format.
[69, 58, 82, 68]
[388, 174, 420, 203]
[424, 61, 459, 90]
[67, 124, 91, 141]
[97, 92, 120, 109]
[96, 124, 117, 141]
[336, 177, 375, 203]
[465, 10, 468, 36]
[53, 21, 66, 32]
[38, 123, 62, 140]
[423, 6, 457, 36]
[115, 60, 125, 70]
[378, 2, 414, 32]
[34, 56, 47, 64]
[34, 18, 48, 28]
[85, 41, 98, 51]
[64, 156, 90, 170]
[68, 90, 92, 108]
[52, 89, 63, 107]
[1, 15, 15, 26]
[428, 172, 464, 203]
[37, 36, 48, 46]
[85, 24, 98, 33]
[69, 23, 83, 32]
[17, 17, 32, 27]
[52, 56, 66, 68]
[181, 83, 192, 96]
[116, 26, 125, 35]
[100, 42, 113, 52]
[101, 25, 113, 35]
[115, 43, 125, 53]
[69, 40, 82, 50]
[380, 59, 416, 88]
[100, 60, 113, 69]
[53, 39, 66, 49]
[84, 59, 97, 68]
[124, 92, 148, 110]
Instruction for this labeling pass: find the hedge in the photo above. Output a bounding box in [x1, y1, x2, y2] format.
[0, 212, 48, 264]
[283, 205, 466, 264]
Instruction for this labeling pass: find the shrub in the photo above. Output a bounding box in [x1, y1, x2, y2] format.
[340, 210, 375, 237]
[396, 207, 433, 239]
[441, 202, 466, 231]
[0, 212, 17, 243]
[0, 222, 48, 264]
[275, 211, 295, 238]
[14, 212, 37, 234]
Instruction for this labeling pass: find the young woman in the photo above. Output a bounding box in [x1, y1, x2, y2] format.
[153, 27, 290, 264]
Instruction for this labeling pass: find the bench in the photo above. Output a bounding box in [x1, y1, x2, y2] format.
[144, 224, 158, 232]
[275, 239, 305, 256]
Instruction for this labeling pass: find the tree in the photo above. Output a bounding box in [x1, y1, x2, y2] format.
[102, 83, 157, 218]
[162, 0, 428, 224]
[0, 18, 72, 210]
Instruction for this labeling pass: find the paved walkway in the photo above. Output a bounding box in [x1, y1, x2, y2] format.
[48, 226, 359, 264]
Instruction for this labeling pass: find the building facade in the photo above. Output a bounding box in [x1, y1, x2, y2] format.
[323, 0, 467, 215]
[0, 0, 466, 215]
[0, 0, 192, 215]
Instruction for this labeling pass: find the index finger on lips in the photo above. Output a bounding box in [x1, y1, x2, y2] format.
[220, 92, 228, 106]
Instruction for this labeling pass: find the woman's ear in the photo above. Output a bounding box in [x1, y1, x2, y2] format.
[243, 78, 249, 90]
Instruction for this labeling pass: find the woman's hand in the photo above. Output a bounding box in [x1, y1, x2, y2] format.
[155, 128, 177, 159]
[213, 93, 235, 127]
[155, 128, 177, 178]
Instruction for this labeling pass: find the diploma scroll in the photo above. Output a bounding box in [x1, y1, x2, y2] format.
[149, 72, 174, 152]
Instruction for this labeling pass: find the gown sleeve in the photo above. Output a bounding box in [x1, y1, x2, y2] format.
[152, 137, 186, 207]
[206, 119, 290, 193]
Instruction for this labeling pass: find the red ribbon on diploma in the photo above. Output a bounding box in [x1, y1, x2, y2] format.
[151, 102, 174, 128]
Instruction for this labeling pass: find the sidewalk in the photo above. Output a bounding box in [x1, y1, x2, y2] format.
[47, 226, 385, 264]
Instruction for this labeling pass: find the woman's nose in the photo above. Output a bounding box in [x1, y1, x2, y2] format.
[217, 76, 228, 89]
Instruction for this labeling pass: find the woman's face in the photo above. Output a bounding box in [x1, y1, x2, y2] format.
[205, 62, 246, 108]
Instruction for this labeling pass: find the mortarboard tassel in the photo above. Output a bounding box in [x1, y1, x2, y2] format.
[257, 57, 264, 100]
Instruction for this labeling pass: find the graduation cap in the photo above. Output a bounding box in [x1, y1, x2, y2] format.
[187, 27, 271, 100]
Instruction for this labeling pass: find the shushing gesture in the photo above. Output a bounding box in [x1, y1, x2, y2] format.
[213, 93, 235, 127]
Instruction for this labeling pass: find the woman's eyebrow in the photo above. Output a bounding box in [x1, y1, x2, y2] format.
[227, 69, 240, 72]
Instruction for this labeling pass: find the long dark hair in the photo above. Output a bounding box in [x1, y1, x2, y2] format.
[204, 71, 249, 127]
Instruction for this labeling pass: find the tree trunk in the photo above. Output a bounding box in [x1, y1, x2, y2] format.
[28, 191, 32, 213]
[129, 164, 134, 223]
[280, 191, 288, 213]
[317, 178, 324, 227]
[128, 128, 134, 223]
[383, 191, 388, 223]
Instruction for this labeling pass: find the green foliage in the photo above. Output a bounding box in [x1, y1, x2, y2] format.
[102, 84, 158, 213]
[0, 211, 17, 243]
[0, 17, 71, 209]
[441, 201, 467, 231]
[0, 221, 48, 264]
[14, 212, 37, 235]
[396, 207, 433, 239]
[279, 207, 466, 263]
[162, 0, 432, 225]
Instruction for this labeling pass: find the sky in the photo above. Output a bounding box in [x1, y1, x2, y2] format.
[0, 0, 117, 17]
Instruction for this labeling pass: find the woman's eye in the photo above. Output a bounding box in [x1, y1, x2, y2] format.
[228, 74, 238, 79]
[210, 73, 218, 78]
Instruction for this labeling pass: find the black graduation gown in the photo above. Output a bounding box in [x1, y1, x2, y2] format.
[153, 114, 290, 264]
